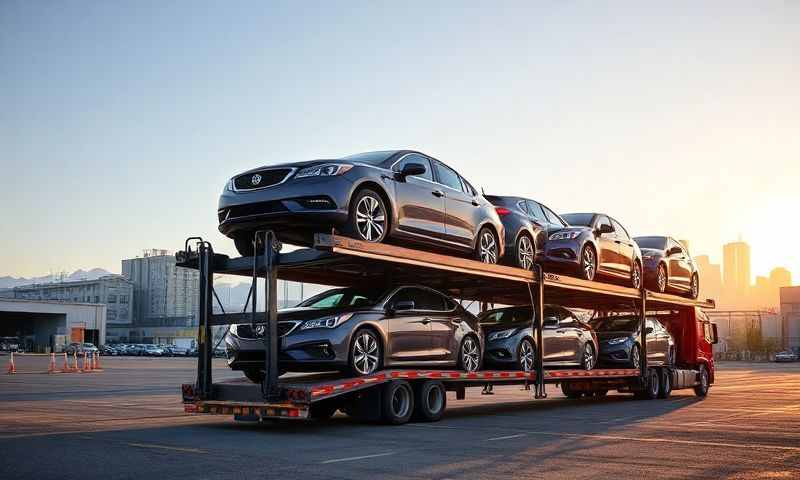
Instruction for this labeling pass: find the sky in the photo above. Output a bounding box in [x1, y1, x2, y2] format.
[1, 1, 799, 284]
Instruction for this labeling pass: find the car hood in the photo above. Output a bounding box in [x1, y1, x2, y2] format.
[595, 331, 636, 341]
[480, 321, 530, 334]
[273, 306, 377, 322]
[236, 159, 350, 176]
[549, 226, 591, 235]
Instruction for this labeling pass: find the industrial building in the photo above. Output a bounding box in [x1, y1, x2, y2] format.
[780, 286, 800, 352]
[0, 298, 106, 352]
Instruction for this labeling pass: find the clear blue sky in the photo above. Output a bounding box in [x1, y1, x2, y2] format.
[1, 1, 798, 282]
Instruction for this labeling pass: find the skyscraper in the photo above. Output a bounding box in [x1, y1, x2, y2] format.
[694, 255, 722, 302]
[723, 241, 751, 294]
[770, 267, 792, 289]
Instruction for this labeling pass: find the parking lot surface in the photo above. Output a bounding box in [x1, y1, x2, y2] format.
[1, 356, 798, 479]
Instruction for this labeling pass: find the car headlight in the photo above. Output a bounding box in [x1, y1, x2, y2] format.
[488, 328, 518, 341]
[549, 231, 581, 241]
[294, 163, 353, 179]
[301, 313, 354, 330]
[607, 337, 628, 345]
[226, 178, 235, 192]
[228, 324, 239, 336]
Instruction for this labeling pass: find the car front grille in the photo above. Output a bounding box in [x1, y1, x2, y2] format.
[218, 201, 288, 222]
[235, 321, 301, 339]
[233, 168, 294, 191]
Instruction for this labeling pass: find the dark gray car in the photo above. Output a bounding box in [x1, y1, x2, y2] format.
[589, 315, 676, 368]
[480, 305, 599, 371]
[225, 285, 484, 382]
[218, 150, 504, 263]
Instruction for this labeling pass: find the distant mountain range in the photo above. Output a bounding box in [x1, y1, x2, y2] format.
[0, 268, 115, 289]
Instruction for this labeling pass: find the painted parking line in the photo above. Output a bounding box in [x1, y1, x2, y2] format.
[320, 451, 395, 464]
[487, 433, 526, 441]
[127, 442, 205, 454]
[525, 431, 800, 452]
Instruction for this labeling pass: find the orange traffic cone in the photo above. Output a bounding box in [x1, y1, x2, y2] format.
[81, 352, 91, 372]
[61, 352, 70, 373]
[71, 352, 79, 372]
[92, 352, 101, 371]
[48, 352, 56, 374]
[6, 352, 16, 374]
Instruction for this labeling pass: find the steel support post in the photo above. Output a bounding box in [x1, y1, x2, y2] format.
[639, 288, 648, 381]
[532, 265, 546, 399]
[196, 241, 214, 399]
[261, 231, 280, 401]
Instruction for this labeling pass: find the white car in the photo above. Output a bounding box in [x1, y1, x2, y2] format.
[774, 351, 798, 362]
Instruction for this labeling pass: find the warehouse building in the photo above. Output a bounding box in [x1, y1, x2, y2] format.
[0, 298, 106, 352]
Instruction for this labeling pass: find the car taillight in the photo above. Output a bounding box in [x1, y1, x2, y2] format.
[495, 207, 511, 216]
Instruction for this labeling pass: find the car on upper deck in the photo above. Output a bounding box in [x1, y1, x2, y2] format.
[218, 150, 504, 264]
[634, 236, 700, 299]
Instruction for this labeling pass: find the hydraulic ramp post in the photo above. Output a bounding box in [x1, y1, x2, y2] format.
[257, 230, 280, 401]
[196, 239, 214, 400]
[532, 264, 546, 399]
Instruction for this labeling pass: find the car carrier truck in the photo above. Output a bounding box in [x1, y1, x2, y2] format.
[179, 231, 717, 425]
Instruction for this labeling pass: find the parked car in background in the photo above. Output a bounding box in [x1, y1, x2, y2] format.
[775, 351, 798, 362]
[544, 213, 643, 288]
[142, 344, 165, 356]
[218, 150, 504, 264]
[0, 336, 21, 352]
[100, 345, 118, 356]
[226, 285, 484, 383]
[634, 236, 700, 299]
[589, 315, 675, 368]
[65, 342, 99, 355]
[484, 195, 568, 270]
[480, 304, 598, 371]
[166, 345, 190, 356]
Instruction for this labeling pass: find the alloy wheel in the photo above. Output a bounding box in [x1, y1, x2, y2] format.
[583, 343, 595, 370]
[479, 231, 498, 264]
[517, 235, 534, 270]
[461, 337, 480, 372]
[353, 331, 379, 375]
[355, 195, 385, 242]
[631, 345, 641, 369]
[582, 246, 596, 280]
[519, 339, 534, 371]
[691, 275, 699, 299]
[657, 265, 667, 292]
[632, 262, 642, 289]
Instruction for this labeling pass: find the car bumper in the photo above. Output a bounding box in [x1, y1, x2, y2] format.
[597, 342, 633, 365]
[540, 240, 582, 273]
[217, 175, 355, 240]
[483, 335, 522, 367]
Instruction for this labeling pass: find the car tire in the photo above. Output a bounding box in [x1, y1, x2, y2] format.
[475, 227, 499, 264]
[656, 264, 668, 293]
[580, 342, 596, 371]
[658, 368, 672, 399]
[347, 188, 389, 243]
[666, 346, 675, 367]
[349, 328, 382, 376]
[694, 364, 709, 397]
[412, 380, 447, 422]
[631, 260, 643, 289]
[381, 380, 414, 425]
[629, 344, 641, 370]
[579, 244, 597, 281]
[243, 369, 264, 383]
[516, 233, 535, 270]
[457, 335, 481, 372]
[517, 338, 535, 372]
[689, 274, 700, 300]
[233, 234, 256, 257]
[561, 383, 583, 399]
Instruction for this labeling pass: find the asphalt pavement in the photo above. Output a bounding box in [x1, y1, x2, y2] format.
[1, 355, 798, 479]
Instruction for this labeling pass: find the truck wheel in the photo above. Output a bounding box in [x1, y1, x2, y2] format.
[658, 368, 672, 399]
[694, 364, 709, 397]
[561, 383, 583, 399]
[382, 380, 414, 425]
[644, 368, 660, 399]
[412, 380, 447, 422]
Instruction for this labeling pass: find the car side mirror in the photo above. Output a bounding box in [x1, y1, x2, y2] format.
[543, 317, 558, 328]
[597, 224, 614, 234]
[398, 163, 426, 180]
[711, 324, 719, 345]
[392, 300, 415, 312]
[645, 327, 654, 335]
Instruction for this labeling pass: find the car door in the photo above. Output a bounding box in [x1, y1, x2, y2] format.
[554, 308, 584, 364]
[433, 161, 478, 249]
[426, 293, 462, 362]
[610, 218, 634, 275]
[391, 153, 446, 240]
[543, 306, 574, 362]
[667, 239, 691, 290]
[385, 287, 435, 362]
[645, 319, 665, 364]
[593, 215, 621, 274]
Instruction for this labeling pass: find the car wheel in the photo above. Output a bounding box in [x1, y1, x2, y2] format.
[476, 227, 499, 264]
[656, 264, 668, 293]
[457, 335, 481, 372]
[631, 260, 642, 289]
[516, 234, 535, 270]
[413, 380, 447, 422]
[381, 380, 414, 425]
[580, 342, 596, 370]
[243, 369, 264, 384]
[658, 368, 672, 399]
[579, 245, 597, 281]
[666, 346, 675, 367]
[689, 274, 700, 300]
[629, 344, 641, 370]
[517, 338, 535, 372]
[349, 189, 388, 243]
[694, 364, 709, 397]
[349, 329, 382, 376]
[233, 234, 256, 257]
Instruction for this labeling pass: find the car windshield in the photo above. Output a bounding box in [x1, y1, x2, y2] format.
[634, 236, 667, 250]
[562, 213, 594, 227]
[340, 150, 398, 165]
[590, 316, 640, 332]
[296, 287, 388, 309]
[82, 343, 95, 348]
[480, 307, 533, 324]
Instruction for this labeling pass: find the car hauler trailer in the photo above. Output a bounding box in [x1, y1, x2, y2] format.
[179, 232, 717, 424]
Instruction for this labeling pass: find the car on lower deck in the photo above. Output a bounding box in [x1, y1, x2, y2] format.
[484, 195, 569, 270]
[225, 285, 484, 383]
[634, 236, 700, 299]
[480, 305, 598, 371]
[589, 315, 675, 368]
[543, 212, 643, 289]
[217, 150, 504, 264]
